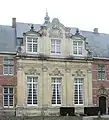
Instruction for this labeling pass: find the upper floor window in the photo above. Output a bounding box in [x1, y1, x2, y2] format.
[98, 65, 106, 81]
[51, 39, 61, 54]
[26, 37, 38, 53]
[3, 57, 14, 75]
[73, 41, 83, 56]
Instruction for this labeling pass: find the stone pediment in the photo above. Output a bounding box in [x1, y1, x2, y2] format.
[72, 69, 85, 77]
[25, 67, 40, 75]
[49, 68, 64, 76]
[98, 85, 107, 96]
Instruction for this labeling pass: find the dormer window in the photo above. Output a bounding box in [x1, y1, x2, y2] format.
[51, 39, 61, 55]
[26, 37, 38, 53]
[73, 41, 84, 56]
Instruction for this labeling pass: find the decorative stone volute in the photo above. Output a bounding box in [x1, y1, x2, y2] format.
[49, 68, 64, 76]
[72, 69, 85, 77]
[25, 67, 40, 75]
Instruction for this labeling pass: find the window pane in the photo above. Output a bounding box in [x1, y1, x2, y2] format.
[27, 43, 32, 52]
[33, 44, 37, 52]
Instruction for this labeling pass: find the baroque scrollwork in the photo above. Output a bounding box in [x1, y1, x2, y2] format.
[49, 18, 63, 38]
[72, 69, 85, 77]
[42, 66, 48, 72]
[25, 67, 40, 75]
[49, 68, 64, 76]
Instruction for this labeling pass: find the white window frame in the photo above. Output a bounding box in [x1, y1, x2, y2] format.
[74, 78, 84, 105]
[26, 36, 38, 54]
[3, 87, 14, 108]
[51, 38, 61, 55]
[73, 41, 84, 56]
[51, 77, 62, 106]
[27, 75, 38, 106]
[3, 58, 14, 76]
[98, 65, 106, 81]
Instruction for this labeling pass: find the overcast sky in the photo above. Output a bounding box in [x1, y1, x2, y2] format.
[0, 0, 109, 33]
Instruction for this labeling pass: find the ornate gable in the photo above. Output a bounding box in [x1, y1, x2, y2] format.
[25, 67, 40, 75]
[72, 69, 85, 77]
[48, 18, 64, 38]
[49, 68, 64, 76]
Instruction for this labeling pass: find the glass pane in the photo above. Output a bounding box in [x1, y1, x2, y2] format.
[27, 38, 32, 42]
[4, 88, 8, 94]
[9, 88, 13, 94]
[9, 95, 13, 106]
[78, 41, 83, 46]
[33, 38, 37, 43]
[4, 65, 8, 74]
[4, 95, 8, 106]
[27, 43, 32, 52]
[33, 44, 37, 52]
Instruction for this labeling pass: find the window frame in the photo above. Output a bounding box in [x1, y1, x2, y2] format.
[74, 78, 84, 105]
[51, 38, 61, 55]
[97, 65, 106, 81]
[26, 36, 38, 54]
[51, 77, 62, 106]
[27, 75, 38, 106]
[73, 40, 84, 56]
[3, 87, 14, 108]
[3, 57, 14, 76]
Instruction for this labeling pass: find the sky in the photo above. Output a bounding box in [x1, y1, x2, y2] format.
[0, 0, 109, 33]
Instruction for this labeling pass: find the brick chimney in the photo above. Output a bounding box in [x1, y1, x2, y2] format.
[12, 18, 16, 28]
[93, 28, 98, 34]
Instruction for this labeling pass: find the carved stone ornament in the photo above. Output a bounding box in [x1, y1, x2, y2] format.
[42, 66, 48, 72]
[49, 18, 63, 38]
[49, 68, 64, 76]
[49, 27, 63, 38]
[65, 68, 71, 73]
[25, 67, 40, 75]
[72, 69, 85, 77]
[17, 62, 24, 70]
[98, 85, 107, 96]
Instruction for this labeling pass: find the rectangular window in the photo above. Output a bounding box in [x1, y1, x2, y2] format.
[51, 77, 61, 105]
[74, 78, 83, 105]
[51, 39, 61, 54]
[98, 65, 105, 80]
[73, 41, 83, 55]
[3, 57, 14, 75]
[27, 76, 37, 106]
[27, 37, 38, 53]
[3, 87, 14, 108]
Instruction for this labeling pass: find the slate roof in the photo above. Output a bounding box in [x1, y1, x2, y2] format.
[16, 21, 109, 58]
[0, 25, 16, 53]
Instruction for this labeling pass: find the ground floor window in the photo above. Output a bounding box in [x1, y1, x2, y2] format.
[74, 78, 84, 105]
[51, 77, 62, 106]
[27, 76, 38, 106]
[3, 87, 14, 108]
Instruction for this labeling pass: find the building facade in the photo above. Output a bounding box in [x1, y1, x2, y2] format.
[15, 17, 93, 116]
[0, 12, 109, 116]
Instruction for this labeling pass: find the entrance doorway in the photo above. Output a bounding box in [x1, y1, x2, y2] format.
[99, 96, 106, 115]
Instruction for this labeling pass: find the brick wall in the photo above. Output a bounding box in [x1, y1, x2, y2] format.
[0, 55, 17, 108]
[92, 60, 109, 105]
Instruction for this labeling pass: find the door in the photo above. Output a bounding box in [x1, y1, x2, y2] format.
[99, 96, 106, 115]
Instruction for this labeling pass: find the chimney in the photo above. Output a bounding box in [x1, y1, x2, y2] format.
[93, 28, 98, 34]
[12, 18, 16, 28]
